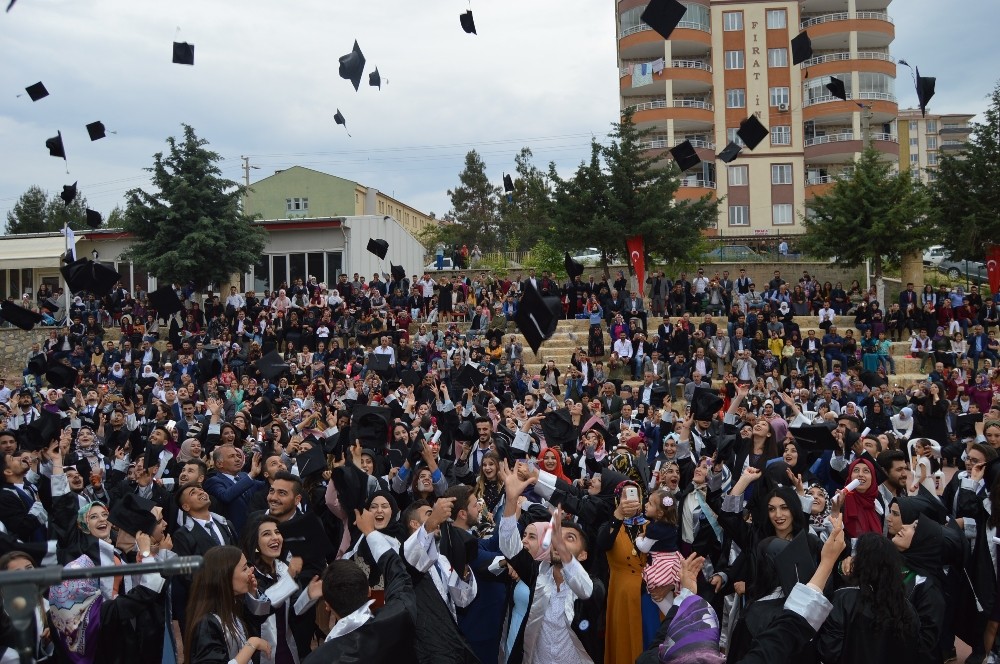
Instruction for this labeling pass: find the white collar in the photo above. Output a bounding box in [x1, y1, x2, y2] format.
[325, 600, 375, 641]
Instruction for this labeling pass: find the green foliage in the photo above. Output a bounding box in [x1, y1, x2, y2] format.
[522, 238, 566, 278]
[446, 151, 503, 251]
[475, 254, 509, 278]
[930, 81, 1000, 260]
[498, 148, 555, 251]
[5, 185, 94, 234]
[799, 147, 933, 278]
[122, 124, 267, 290]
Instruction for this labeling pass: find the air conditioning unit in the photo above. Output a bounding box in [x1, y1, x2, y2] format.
[778, 103, 790, 112]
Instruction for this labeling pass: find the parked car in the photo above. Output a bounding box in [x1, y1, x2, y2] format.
[424, 257, 458, 271]
[570, 248, 604, 265]
[922, 245, 949, 267]
[937, 258, 989, 285]
[703, 245, 765, 262]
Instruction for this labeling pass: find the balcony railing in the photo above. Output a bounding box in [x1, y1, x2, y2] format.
[641, 139, 715, 150]
[620, 21, 710, 38]
[679, 180, 716, 188]
[806, 175, 835, 185]
[800, 11, 892, 29]
[803, 92, 896, 107]
[871, 133, 898, 143]
[620, 24, 650, 38]
[626, 99, 714, 112]
[804, 133, 855, 147]
[672, 59, 712, 71]
[800, 51, 894, 67]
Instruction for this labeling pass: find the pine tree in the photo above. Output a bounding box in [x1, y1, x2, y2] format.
[122, 125, 266, 290]
[5, 185, 90, 234]
[446, 150, 502, 251]
[498, 148, 554, 251]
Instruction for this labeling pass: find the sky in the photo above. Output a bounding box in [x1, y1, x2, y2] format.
[0, 0, 997, 227]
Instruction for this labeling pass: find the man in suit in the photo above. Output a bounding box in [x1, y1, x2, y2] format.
[599, 382, 623, 420]
[610, 403, 641, 438]
[139, 340, 161, 372]
[172, 482, 238, 556]
[202, 444, 264, 534]
[304, 508, 416, 664]
[898, 282, 918, 310]
[709, 329, 730, 377]
[642, 350, 668, 381]
[626, 290, 647, 332]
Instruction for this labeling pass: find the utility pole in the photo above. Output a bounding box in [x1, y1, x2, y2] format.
[860, 104, 874, 149]
[240, 155, 257, 187]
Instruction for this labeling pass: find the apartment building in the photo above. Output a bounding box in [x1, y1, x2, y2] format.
[898, 108, 975, 183]
[617, 0, 899, 238]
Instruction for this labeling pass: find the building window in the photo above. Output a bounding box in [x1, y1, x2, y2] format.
[909, 121, 918, 131]
[766, 9, 787, 29]
[770, 126, 792, 145]
[858, 72, 894, 96]
[727, 128, 746, 147]
[927, 153, 939, 165]
[804, 75, 851, 104]
[909, 138, 919, 147]
[723, 11, 743, 30]
[910, 154, 920, 164]
[726, 89, 746, 108]
[927, 137, 938, 149]
[728, 165, 748, 186]
[729, 205, 750, 226]
[285, 197, 308, 213]
[772, 164, 793, 184]
[769, 87, 790, 107]
[725, 51, 744, 70]
[772, 204, 794, 225]
[926, 120, 937, 133]
[767, 48, 788, 67]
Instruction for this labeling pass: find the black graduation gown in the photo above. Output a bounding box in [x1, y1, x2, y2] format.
[726, 597, 818, 664]
[816, 587, 920, 664]
[186, 612, 264, 664]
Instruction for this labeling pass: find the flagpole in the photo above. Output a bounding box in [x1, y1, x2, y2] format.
[62, 223, 73, 324]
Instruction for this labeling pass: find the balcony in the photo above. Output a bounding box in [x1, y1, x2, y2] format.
[940, 141, 967, 152]
[619, 21, 710, 60]
[640, 138, 715, 151]
[679, 179, 716, 188]
[804, 92, 897, 125]
[801, 51, 896, 77]
[626, 98, 715, 131]
[800, 12, 894, 50]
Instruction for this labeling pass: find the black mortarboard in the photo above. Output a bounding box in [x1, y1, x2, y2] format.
[368, 353, 391, 374]
[0, 301, 42, 331]
[85, 208, 102, 229]
[295, 444, 328, 478]
[62, 259, 119, 296]
[826, 77, 847, 102]
[110, 493, 157, 536]
[27, 355, 46, 377]
[351, 405, 391, 448]
[513, 284, 561, 354]
[334, 109, 348, 133]
[440, 522, 478, 575]
[72, 456, 92, 479]
[737, 115, 769, 150]
[25, 82, 48, 102]
[916, 68, 935, 117]
[147, 285, 183, 317]
[390, 263, 406, 282]
[460, 10, 477, 35]
[16, 409, 63, 452]
[399, 370, 421, 388]
[503, 173, 514, 193]
[45, 362, 77, 390]
[256, 351, 290, 381]
[278, 511, 334, 564]
[641, 0, 687, 40]
[369, 68, 381, 89]
[791, 424, 840, 450]
[454, 420, 476, 442]
[718, 141, 743, 164]
[367, 238, 389, 260]
[791, 31, 813, 65]
[60, 182, 77, 205]
[541, 409, 579, 449]
[85, 121, 106, 141]
[172, 41, 194, 66]
[198, 354, 222, 380]
[46, 131, 65, 160]
[669, 140, 701, 171]
[564, 253, 584, 280]
[454, 364, 488, 391]
[338, 40, 366, 91]
[144, 443, 166, 470]
[773, 530, 816, 596]
[690, 387, 723, 421]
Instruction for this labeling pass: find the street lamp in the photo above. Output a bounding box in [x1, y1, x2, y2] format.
[91, 249, 99, 260]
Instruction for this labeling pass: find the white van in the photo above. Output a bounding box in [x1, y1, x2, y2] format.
[922, 246, 949, 267]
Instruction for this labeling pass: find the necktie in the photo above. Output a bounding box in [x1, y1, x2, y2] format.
[14, 486, 33, 509]
[204, 521, 224, 546]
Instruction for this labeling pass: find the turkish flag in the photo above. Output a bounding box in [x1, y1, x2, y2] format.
[626, 235, 646, 297]
[987, 245, 1000, 295]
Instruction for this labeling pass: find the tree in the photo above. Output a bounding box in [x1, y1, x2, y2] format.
[930, 81, 1000, 260]
[5, 185, 92, 234]
[122, 124, 266, 290]
[498, 148, 555, 251]
[799, 147, 933, 283]
[549, 141, 616, 266]
[445, 150, 503, 251]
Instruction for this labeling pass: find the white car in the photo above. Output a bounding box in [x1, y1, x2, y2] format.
[922, 245, 949, 267]
[571, 248, 603, 265]
[424, 257, 458, 271]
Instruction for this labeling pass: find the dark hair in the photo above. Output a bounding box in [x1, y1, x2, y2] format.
[444, 485, 474, 521]
[761, 487, 808, 538]
[240, 513, 281, 570]
[322, 559, 371, 617]
[184, 546, 247, 664]
[270, 471, 303, 497]
[747, 537, 784, 603]
[648, 488, 678, 525]
[401, 499, 430, 535]
[876, 450, 906, 476]
[851, 533, 917, 639]
[561, 519, 589, 552]
[181, 458, 208, 479]
[0, 551, 34, 570]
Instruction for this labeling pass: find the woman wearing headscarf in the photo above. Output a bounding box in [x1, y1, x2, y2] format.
[837, 457, 882, 539]
[805, 484, 833, 541]
[343, 491, 406, 609]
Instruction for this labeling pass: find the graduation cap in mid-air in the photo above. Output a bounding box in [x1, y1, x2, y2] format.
[916, 67, 935, 117]
[0, 301, 42, 331]
[564, 253, 584, 280]
[669, 140, 701, 171]
[61, 258, 120, 297]
[453, 364, 488, 391]
[690, 387, 723, 422]
[737, 115, 769, 150]
[791, 31, 813, 65]
[717, 141, 743, 164]
[338, 40, 366, 91]
[390, 263, 406, 283]
[790, 424, 840, 451]
[641, 0, 687, 40]
[367, 353, 391, 374]
[46, 132, 66, 160]
[45, 362, 78, 390]
[85, 209, 102, 229]
[503, 173, 514, 193]
[334, 109, 350, 136]
[440, 522, 478, 576]
[367, 238, 389, 260]
[513, 284, 561, 354]
[147, 285, 184, 317]
[256, 351, 290, 381]
[24, 82, 48, 101]
[826, 77, 847, 102]
[295, 444, 328, 478]
[541, 409, 579, 450]
[279, 511, 334, 563]
[16, 409, 65, 452]
[172, 41, 195, 65]
[60, 182, 77, 205]
[351, 404, 392, 448]
[369, 68, 381, 89]
[109, 493, 158, 536]
[460, 10, 477, 34]
[85, 121, 107, 141]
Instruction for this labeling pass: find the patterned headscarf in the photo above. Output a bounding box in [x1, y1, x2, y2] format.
[49, 555, 103, 658]
[76, 501, 107, 534]
[805, 483, 832, 530]
[658, 593, 723, 662]
[610, 452, 645, 493]
[614, 480, 648, 526]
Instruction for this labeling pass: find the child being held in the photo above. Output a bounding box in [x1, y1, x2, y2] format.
[635, 488, 684, 615]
